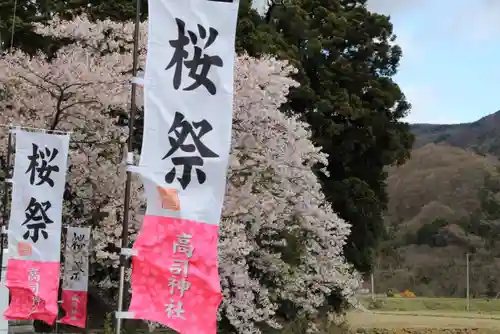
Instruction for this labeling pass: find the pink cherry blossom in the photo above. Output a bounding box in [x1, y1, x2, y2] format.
[0, 15, 360, 333]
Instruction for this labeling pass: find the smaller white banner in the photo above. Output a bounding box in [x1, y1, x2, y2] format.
[8, 130, 70, 262]
[62, 227, 90, 291]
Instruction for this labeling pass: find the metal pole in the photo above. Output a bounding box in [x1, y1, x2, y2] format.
[370, 272, 375, 300]
[116, 0, 141, 333]
[466, 253, 470, 311]
[10, 0, 18, 52]
[0, 131, 12, 282]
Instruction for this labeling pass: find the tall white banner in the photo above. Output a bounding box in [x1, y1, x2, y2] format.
[133, 0, 239, 224]
[60, 227, 90, 328]
[126, 0, 240, 332]
[4, 129, 69, 324]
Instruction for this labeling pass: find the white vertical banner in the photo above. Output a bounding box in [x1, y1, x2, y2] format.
[125, 0, 240, 332]
[8, 130, 69, 262]
[133, 0, 239, 224]
[4, 129, 69, 324]
[60, 227, 90, 328]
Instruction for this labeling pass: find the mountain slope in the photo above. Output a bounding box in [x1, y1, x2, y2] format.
[380, 142, 500, 297]
[412, 110, 500, 156]
[386, 144, 498, 227]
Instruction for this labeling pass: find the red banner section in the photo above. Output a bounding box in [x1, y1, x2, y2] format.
[59, 290, 88, 328]
[4, 259, 60, 324]
[129, 215, 222, 333]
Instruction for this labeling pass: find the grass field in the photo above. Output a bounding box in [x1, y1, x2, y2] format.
[347, 296, 500, 333]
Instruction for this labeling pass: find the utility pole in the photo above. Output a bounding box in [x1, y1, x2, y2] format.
[371, 272, 375, 300]
[466, 252, 470, 311]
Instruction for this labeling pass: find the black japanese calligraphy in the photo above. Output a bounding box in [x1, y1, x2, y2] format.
[26, 143, 60, 187]
[70, 258, 85, 281]
[71, 233, 86, 252]
[166, 18, 222, 95]
[22, 197, 53, 243]
[162, 112, 219, 189]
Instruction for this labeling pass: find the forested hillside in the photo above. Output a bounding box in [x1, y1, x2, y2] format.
[380, 117, 500, 297]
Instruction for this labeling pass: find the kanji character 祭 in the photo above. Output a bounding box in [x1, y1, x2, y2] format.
[70, 258, 85, 281]
[166, 18, 223, 95]
[163, 111, 219, 189]
[26, 143, 60, 187]
[22, 197, 53, 242]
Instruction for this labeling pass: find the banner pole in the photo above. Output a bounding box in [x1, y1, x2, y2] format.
[0, 130, 13, 281]
[116, 0, 141, 332]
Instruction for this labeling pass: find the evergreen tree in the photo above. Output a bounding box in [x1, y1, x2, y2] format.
[254, 0, 414, 272]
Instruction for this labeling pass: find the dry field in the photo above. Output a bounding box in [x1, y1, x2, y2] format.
[347, 296, 500, 333]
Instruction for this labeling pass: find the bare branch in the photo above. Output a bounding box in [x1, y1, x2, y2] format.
[65, 80, 126, 90]
[10, 59, 62, 89]
[17, 75, 59, 100]
[60, 99, 103, 113]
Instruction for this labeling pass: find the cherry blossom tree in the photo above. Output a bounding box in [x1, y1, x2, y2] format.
[0, 20, 145, 286]
[0, 15, 360, 332]
[220, 55, 359, 332]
